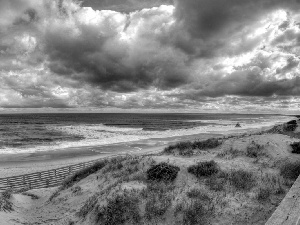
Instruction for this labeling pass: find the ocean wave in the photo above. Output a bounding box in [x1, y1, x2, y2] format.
[0, 115, 294, 154]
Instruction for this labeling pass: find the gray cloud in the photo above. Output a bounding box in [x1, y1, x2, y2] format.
[1, 0, 300, 111]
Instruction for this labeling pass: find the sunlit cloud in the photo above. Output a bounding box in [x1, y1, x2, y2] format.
[0, 0, 300, 113]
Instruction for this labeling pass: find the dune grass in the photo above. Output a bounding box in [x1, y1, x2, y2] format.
[279, 160, 300, 181]
[164, 138, 222, 156]
[187, 160, 219, 178]
[147, 162, 180, 182]
[0, 189, 13, 212]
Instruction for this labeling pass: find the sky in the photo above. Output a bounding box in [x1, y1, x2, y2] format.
[1, 0, 300, 114]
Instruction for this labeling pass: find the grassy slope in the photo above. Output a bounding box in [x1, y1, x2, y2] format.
[3, 123, 300, 224]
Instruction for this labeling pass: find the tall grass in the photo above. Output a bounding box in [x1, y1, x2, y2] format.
[279, 160, 300, 181]
[61, 160, 107, 190]
[95, 194, 141, 225]
[188, 161, 219, 178]
[164, 138, 222, 155]
[147, 162, 180, 182]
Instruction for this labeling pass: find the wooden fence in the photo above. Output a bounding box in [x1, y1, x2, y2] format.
[0, 159, 103, 192]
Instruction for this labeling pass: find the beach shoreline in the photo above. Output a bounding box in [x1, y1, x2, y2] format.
[0, 121, 282, 178]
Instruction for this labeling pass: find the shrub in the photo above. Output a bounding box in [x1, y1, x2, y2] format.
[182, 200, 209, 225]
[21, 192, 39, 200]
[61, 160, 107, 190]
[291, 142, 300, 154]
[228, 170, 256, 191]
[246, 141, 265, 158]
[192, 138, 222, 150]
[144, 193, 172, 221]
[163, 138, 222, 155]
[186, 189, 211, 202]
[217, 148, 242, 159]
[0, 189, 13, 212]
[287, 120, 297, 125]
[205, 175, 227, 191]
[147, 162, 180, 182]
[188, 161, 219, 178]
[280, 161, 300, 180]
[255, 187, 271, 201]
[95, 194, 141, 225]
[163, 141, 193, 154]
[283, 122, 297, 132]
[77, 195, 98, 218]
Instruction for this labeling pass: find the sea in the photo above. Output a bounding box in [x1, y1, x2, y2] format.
[0, 113, 295, 154]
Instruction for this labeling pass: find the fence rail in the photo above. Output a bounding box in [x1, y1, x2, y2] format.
[0, 158, 103, 192]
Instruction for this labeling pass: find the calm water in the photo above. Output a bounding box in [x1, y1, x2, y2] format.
[0, 113, 293, 154]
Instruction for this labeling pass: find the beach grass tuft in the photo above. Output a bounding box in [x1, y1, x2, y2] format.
[279, 160, 300, 181]
[163, 138, 222, 156]
[188, 160, 219, 178]
[0, 189, 13, 212]
[147, 162, 180, 182]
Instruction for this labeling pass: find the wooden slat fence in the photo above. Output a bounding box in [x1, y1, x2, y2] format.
[0, 158, 103, 192]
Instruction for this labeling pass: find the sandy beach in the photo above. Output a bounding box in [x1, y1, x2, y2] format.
[0, 132, 223, 178]
[1, 120, 300, 224]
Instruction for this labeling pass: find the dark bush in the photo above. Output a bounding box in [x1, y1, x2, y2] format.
[228, 170, 256, 191]
[147, 162, 180, 182]
[255, 187, 271, 201]
[287, 120, 297, 125]
[291, 142, 300, 154]
[188, 161, 219, 178]
[163, 138, 222, 155]
[280, 161, 300, 180]
[96, 194, 141, 225]
[246, 141, 264, 158]
[205, 175, 227, 191]
[61, 160, 107, 190]
[283, 123, 297, 132]
[192, 138, 222, 150]
[182, 200, 209, 225]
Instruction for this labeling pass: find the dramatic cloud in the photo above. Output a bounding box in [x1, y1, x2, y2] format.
[1, 0, 300, 112]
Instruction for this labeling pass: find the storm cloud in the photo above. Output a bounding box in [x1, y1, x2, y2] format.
[1, 0, 300, 112]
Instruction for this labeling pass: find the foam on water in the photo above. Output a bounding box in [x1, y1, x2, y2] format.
[0, 114, 294, 154]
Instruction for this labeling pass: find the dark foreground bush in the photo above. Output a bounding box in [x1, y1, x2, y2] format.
[182, 200, 211, 225]
[228, 170, 256, 191]
[96, 194, 141, 225]
[147, 162, 180, 182]
[188, 161, 219, 178]
[291, 142, 300, 154]
[287, 120, 297, 125]
[283, 121, 297, 132]
[61, 160, 107, 189]
[280, 161, 300, 180]
[246, 141, 265, 158]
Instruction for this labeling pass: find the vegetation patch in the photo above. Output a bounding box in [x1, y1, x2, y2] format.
[188, 160, 219, 178]
[164, 138, 222, 155]
[228, 169, 256, 191]
[61, 160, 107, 190]
[290, 142, 300, 154]
[280, 160, 300, 181]
[147, 162, 180, 182]
[0, 189, 13, 212]
[95, 194, 141, 225]
[181, 200, 212, 225]
[217, 148, 243, 159]
[255, 187, 272, 201]
[283, 120, 298, 132]
[21, 192, 39, 200]
[246, 141, 265, 158]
